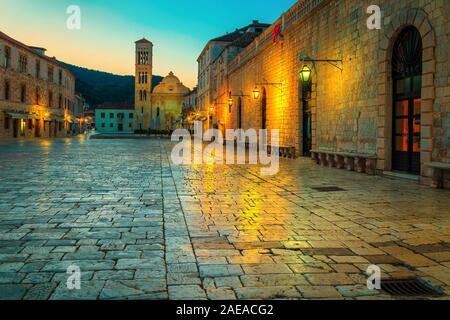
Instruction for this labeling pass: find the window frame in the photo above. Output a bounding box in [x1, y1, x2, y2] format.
[20, 84, 26, 103]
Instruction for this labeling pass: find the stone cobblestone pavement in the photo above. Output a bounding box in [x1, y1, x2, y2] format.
[0, 137, 449, 300]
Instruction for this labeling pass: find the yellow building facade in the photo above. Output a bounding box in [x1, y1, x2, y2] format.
[150, 72, 189, 131]
[213, 0, 449, 188]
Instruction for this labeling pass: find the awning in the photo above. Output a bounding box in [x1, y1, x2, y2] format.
[7, 112, 29, 120]
[6, 112, 40, 120]
[44, 118, 65, 122]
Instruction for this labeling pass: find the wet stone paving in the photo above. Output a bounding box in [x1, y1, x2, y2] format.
[0, 137, 450, 300]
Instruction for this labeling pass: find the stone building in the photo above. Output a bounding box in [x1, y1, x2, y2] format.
[134, 38, 153, 131]
[150, 72, 189, 131]
[197, 20, 270, 130]
[212, 0, 449, 188]
[95, 102, 135, 134]
[182, 86, 198, 131]
[134, 38, 188, 132]
[0, 31, 76, 140]
[73, 93, 88, 134]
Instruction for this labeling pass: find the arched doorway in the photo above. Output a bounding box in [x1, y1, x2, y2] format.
[392, 27, 422, 174]
[237, 97, 242, 129]
[261, 88, 267, 130]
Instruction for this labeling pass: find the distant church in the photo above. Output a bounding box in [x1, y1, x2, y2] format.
[134, 38, 189, 131]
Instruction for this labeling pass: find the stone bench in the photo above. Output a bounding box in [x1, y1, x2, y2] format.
[311, 150, 377, 175]
[425, 162, 450, 189]
[268, 145, 296, 159]
[222, 141, 296, 159]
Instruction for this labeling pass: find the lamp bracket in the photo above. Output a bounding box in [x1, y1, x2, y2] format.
[255, 82, 283, 91]
[299, 53, 344, 72]
[300, 57, 343, 72]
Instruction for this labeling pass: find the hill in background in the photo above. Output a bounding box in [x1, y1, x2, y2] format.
[59, 62, 163, 108]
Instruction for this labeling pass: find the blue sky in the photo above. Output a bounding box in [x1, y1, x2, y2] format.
[1, 0, 298, 87]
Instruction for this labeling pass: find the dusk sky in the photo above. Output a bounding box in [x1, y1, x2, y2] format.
[1, 0, 298, 88]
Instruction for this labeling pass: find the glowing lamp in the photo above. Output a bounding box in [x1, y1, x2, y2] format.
[228, 98, 233, 107]
[252, 87, 260, 100]
[300, 65, 312, 83]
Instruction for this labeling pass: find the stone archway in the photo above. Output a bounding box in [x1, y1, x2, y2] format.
[376, 8, 436, 178]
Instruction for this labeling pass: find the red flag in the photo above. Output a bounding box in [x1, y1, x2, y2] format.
[272, 23, 282, 43]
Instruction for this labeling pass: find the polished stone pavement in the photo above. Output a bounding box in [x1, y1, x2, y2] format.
[0, 137, 449, 300]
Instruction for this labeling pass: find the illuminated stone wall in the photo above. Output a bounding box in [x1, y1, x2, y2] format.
[223, 0, 449, 184]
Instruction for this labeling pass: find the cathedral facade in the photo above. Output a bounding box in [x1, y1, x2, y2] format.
[134, 38, 188, 132]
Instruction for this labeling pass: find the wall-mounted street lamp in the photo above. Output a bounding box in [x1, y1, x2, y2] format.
[300, 65, 312, 83]
[255, 82, 283, 92]
[228, 92, 251, 107]
[252, 86, 260, 100]
[299, 54, 343, 72]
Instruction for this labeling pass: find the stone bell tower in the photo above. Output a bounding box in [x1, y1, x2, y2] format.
[134, 38, 153, 131]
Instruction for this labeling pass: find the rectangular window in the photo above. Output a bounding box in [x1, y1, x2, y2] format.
[19, 54, 28, 73]
[4, 46, 11, 68]
[28, 119, 33, 130]
[110, 113, 114, 119]
[129, 113, 134, 119]
[101, 113, 105, 119]
[48, 91, 53, 108]
[4, 81, 10, 100]
[35, 87, 40, 105]
[59, 70, 63, 85]
[4, 116, 10, 130]
[20, 84, 26, 103]
[59, 95, 63, 109]
[110, 123, 113, 128]
[101, 123, 105, 128]
[48, 65, 54, 82]
[36, 60, 41, 78]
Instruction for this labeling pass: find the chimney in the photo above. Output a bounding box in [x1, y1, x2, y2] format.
[253, 20, 259, 24]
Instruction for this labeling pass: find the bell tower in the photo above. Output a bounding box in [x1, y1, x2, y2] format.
[134, 38, 153, 131]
